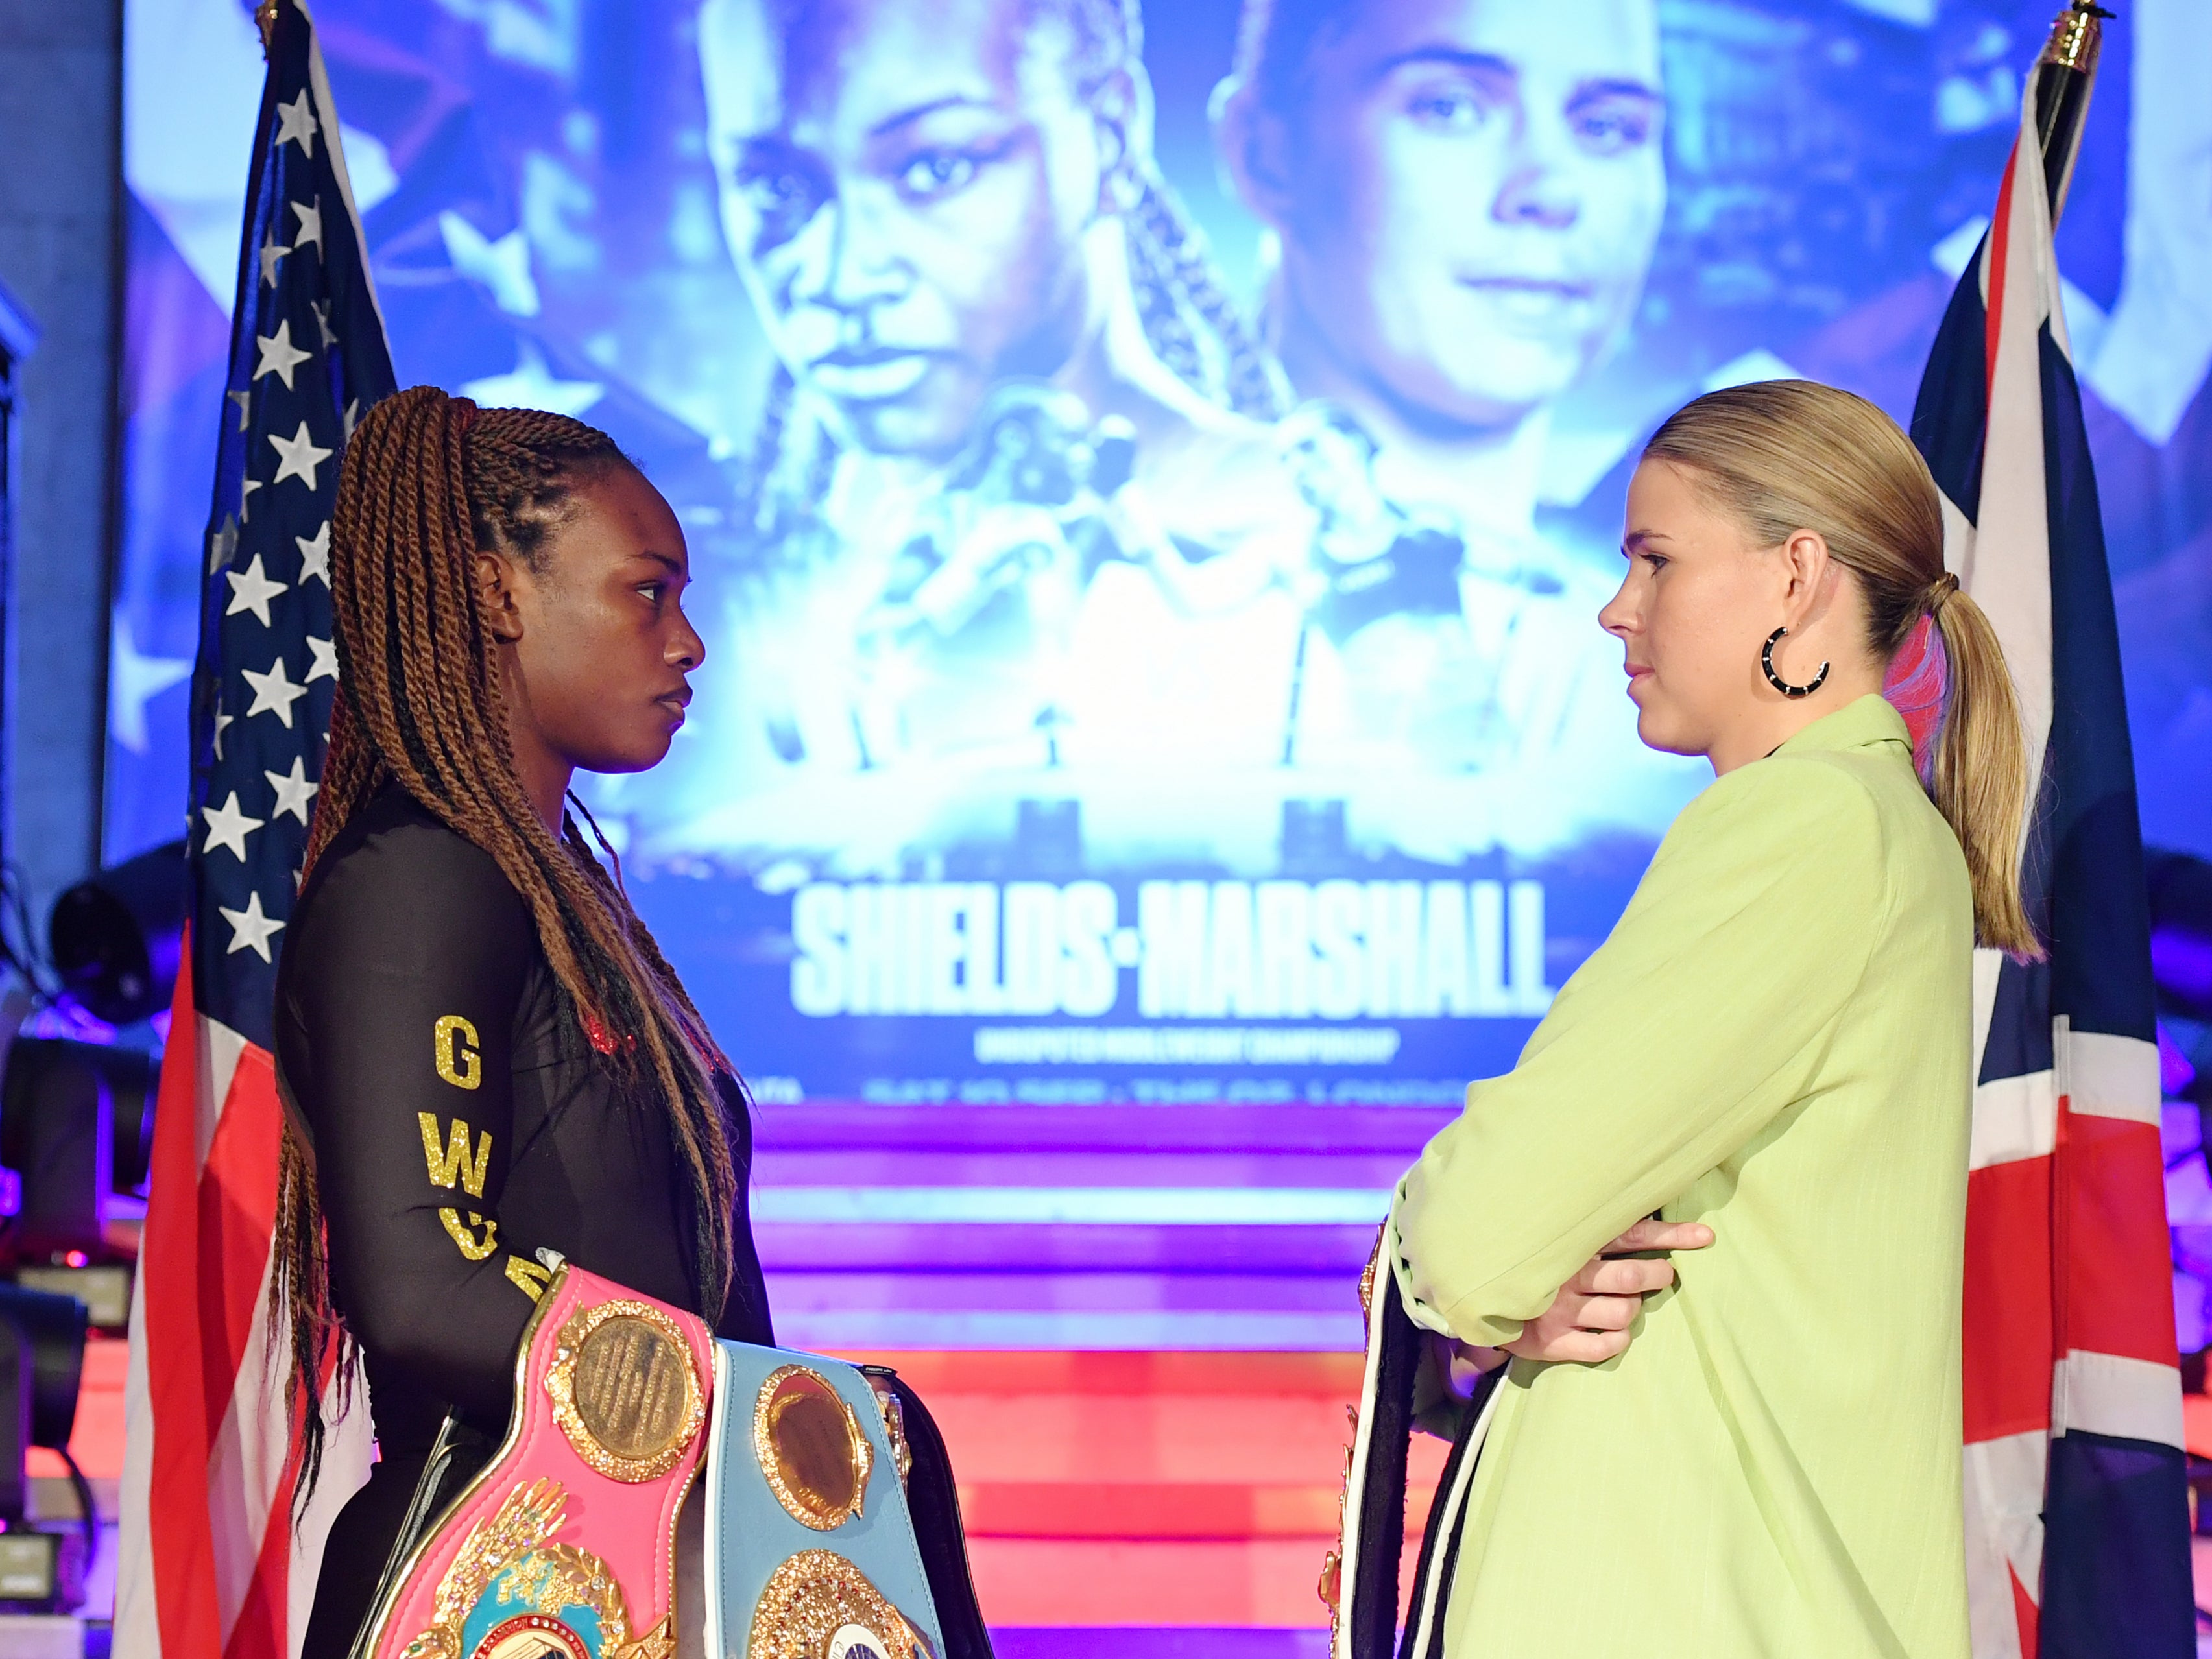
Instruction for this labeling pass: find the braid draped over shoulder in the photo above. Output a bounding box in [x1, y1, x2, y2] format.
[277, 385, 745, 1503]
[1055, 0, 1285, 422]
[1124, 171, 1288, 423]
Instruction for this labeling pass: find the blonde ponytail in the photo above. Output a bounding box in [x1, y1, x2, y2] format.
[1927, 582, 2039, 957]
[1644, 380, 2043, 960]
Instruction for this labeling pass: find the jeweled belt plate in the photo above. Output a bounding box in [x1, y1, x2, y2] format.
[360, 1263, 711, 1659]
[704, 1341, 945, 1659]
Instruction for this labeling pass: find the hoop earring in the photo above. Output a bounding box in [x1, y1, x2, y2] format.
[1761, 627, 1829, 699]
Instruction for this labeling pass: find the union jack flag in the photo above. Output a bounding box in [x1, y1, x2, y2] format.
[1911, 73, 2195, 1659]
[114, 2, 395, 1653]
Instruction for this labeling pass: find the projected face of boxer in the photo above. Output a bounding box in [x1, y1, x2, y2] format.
[1228, 0, 1665, 431]
[698, 0, 1126, 463]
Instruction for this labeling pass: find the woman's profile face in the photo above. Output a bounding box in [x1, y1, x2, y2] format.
[1602, 459, 1786, 759]
[500, 466, 706, 776]
[699, 0, 1115, 463]
[1248, 0, 1665, 431]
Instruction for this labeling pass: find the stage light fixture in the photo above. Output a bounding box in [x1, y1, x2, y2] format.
[2150, 851, 2212, 1014]
[0, 1285, 88, 1614]
[0, 1039, 154, 1298]
[2150, 850, 2212, 1109]
[47, 839, 184, 1029]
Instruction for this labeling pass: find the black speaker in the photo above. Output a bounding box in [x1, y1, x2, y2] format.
[0, 1286, 88, 1612]
[0, 1302, 29, 1525]
[0, 1038, 158, 1264]
[0, 1287, 85, 1457]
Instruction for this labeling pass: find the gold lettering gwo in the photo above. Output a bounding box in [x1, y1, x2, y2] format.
[418, 1113, 491, 1199]
[433, 1014, 482, 1090]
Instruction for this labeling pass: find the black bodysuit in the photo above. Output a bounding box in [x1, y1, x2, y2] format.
[276, 783, 773, 1649]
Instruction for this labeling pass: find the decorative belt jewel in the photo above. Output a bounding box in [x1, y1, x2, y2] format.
[706, 1343, 945, 1659]
[359, 1265, 713, 1659]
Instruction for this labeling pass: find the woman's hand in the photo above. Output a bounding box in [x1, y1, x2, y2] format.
[1439, 1217, 1715, 1385]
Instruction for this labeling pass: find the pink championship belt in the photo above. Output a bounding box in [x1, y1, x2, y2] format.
[358, 1263, 712, 1659]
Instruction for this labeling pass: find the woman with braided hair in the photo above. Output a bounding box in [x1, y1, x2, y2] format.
[274, 385, 774, 1650]
[691, 0, 1326, 781]
[701, 0, 1284, 490]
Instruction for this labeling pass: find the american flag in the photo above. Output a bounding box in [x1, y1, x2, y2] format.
[1911, 72, 2196, 1659]
[114, 2, 395, 1653]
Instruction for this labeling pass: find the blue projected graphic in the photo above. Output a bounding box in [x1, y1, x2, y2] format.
[115, 0, 2212, 1111]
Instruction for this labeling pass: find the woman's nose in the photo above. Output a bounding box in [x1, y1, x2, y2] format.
[1491, 109, 1582, 232]
[1598, 577, 1638, 638]
[789, 187, 911, 320]
[669, 610, 706, 671]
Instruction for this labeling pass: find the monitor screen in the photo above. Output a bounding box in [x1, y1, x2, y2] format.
[112, 0, 2212, 1109]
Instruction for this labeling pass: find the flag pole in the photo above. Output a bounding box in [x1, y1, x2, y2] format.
[2033, 1, 2113, 224]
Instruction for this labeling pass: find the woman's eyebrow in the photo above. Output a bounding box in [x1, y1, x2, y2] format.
[734, 130, 813, 171]
[869, 93, 999, 141]
[1369, 46, 1515, 86]
[1569, 78, 1665, 108]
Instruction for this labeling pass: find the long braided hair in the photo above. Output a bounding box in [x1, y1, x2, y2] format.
[1054, 0, 1286, 420]
[1058, 0, 1284, 425]
[275, 385, 747, 1498]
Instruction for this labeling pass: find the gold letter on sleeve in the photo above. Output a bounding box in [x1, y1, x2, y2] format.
[433, 1014, 482, 1090]
[504, 1256, 553, 1302]
[439, 1208, 499, 1261]
[418, 1113, 491, 1198]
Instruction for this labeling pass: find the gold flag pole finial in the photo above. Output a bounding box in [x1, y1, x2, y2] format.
[2033, 3, 2115, 225]
[2039, 1, 2113, 75]
[256, 0, 280, 58]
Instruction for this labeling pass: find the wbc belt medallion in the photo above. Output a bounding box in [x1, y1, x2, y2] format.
[364, 1267, 714, 1659]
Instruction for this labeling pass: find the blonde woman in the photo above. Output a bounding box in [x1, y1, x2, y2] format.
[1392, 379, 2034, 1656]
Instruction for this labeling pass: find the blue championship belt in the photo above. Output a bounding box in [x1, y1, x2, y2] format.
[704, 1342, 946, 1659]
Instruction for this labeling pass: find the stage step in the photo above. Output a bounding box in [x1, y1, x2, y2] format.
[57, 1346, 1449, 1628]
[754, 1103, 1451, 1352]
[751, 1103, 1458, 1155]
[857, 1351, 1452, 1628]
[59, 1334, 1455, 1630]
[73, 1093, 1471, 1632]
[749, 1104, 1460, 1621]
[994, 1631, 1325, 1659]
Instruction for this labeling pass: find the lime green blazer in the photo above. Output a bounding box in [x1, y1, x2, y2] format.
[1393, 695, 1973, 1658]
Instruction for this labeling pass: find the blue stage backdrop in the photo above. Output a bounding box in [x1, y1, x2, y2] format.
[114, 0, 2212, 1111]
